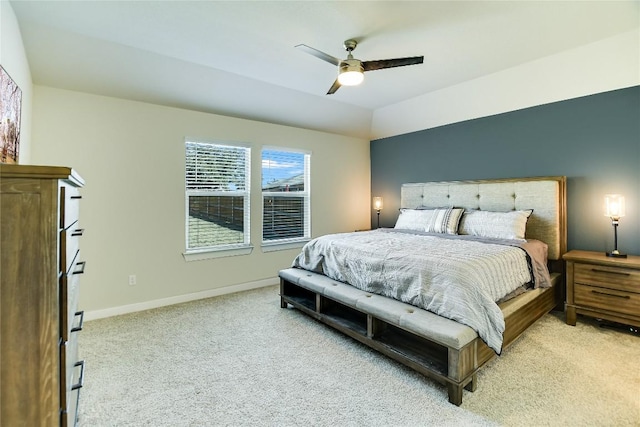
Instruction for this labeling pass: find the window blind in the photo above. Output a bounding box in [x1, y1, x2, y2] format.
[185, 141, 251, 251]
[261, 148, 310, 243]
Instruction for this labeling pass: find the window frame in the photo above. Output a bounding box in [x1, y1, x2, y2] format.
[260, 146, 311, 252]
[183, 139, 252, 261]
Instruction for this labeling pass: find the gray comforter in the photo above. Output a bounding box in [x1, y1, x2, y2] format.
[292, 229, 551, 353]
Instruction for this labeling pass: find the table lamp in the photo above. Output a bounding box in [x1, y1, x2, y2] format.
[604, 194, 627, 258]
[373, 197, 383, 229]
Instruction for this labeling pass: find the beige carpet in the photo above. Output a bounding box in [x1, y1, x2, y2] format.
[77, 285, 640, 426]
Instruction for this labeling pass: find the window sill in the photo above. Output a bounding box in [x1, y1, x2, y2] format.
[183, 245, 253, 261]
[261, 239, 309, 253]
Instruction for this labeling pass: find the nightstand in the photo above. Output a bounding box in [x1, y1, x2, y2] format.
[563, 250, 640, 328]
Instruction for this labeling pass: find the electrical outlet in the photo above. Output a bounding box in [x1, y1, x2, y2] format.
[128, 275, 137, 286]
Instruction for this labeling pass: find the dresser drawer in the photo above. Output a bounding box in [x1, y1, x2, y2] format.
[60, 185, 81, 230]
[60, 226, 84, 275]
[574, 283, 640, 316]
[60, 258, 85, 342]
[62, 383, 81, 427]
[574, 263, 640, 293]
[60, 331, 84, 427]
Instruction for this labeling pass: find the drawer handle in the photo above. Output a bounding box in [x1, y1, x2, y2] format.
[71, 311, 84, 333]
[71, 228, 84, 237]
[72, 261, 86, 275]
[71, 360, 85, 391]
[591, 290, 630, 299]
[591, 268, 631, 277]
[70, 195, 82, 200]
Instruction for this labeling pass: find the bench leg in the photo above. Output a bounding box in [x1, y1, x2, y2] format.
[447, 344, 477, 405]
[447, 383, 463, 406]
[464, 374, 477, 392]
[279, 279, 288, 308]
[447, 375, 475, 405]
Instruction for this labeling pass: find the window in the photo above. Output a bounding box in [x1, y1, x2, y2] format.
[262, 148, 311, 247]
[185, 140, 251, 257]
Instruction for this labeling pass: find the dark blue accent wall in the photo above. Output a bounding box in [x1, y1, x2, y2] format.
[371, 86, 640, 255]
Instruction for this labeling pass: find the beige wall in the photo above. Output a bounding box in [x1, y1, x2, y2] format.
[31, 86, 370, 316]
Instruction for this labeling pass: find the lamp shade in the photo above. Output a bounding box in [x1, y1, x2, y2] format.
[373, 197, 383, 211]
[604, 194, 625, 218]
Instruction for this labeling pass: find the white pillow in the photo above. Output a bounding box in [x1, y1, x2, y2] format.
[394, 209, 435, 231]
[458, 209, 533, 240]
[394, 208, 464, 234]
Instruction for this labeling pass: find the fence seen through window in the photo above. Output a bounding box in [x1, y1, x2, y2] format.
[185, 141, 250, 251]
[262, 148, 310, 243]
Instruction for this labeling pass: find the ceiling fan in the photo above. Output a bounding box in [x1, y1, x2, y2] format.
[296, 39, 424, 95]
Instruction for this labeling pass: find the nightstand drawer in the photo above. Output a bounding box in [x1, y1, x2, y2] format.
[574, 263, 640, 293]
[574, 283, 640, 316]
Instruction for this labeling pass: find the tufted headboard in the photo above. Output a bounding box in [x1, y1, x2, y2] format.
[401, 176, 567, 261]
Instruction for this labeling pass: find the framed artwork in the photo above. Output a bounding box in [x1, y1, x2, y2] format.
[1, 65, 22, 164]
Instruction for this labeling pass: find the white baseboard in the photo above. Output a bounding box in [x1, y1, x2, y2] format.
[84, 277, 279, 321]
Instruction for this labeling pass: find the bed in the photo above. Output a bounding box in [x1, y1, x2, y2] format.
[279, 176, 566, 405]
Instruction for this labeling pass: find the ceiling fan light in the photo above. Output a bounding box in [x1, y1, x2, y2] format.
[338, 60, 364, 86]
[338, 70, 364, 86]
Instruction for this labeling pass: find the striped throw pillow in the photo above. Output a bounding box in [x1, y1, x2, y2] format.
[394, 208, 463, 234]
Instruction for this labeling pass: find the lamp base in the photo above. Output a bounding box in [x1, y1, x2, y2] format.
[606, 250, 627, 258]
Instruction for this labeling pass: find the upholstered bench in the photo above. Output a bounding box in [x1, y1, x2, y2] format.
[279, 267, 480, 405]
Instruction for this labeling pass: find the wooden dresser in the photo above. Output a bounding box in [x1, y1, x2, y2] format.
[564, 250, 640, 328]
[1, 164, 86, 426]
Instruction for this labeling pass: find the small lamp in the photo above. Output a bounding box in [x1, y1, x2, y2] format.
[604, 194, 627, 258]
[373, 197, 383, 229]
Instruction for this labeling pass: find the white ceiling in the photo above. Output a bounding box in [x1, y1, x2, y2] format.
[10, 0, 640, 139]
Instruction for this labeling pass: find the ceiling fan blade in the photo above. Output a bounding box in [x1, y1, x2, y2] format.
[326, 79, 341, 95]
[296, 44, 341, 66]
[362, 56, 424, 72]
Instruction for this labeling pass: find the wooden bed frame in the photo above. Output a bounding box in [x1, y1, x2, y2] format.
[279, 176, 567, 405]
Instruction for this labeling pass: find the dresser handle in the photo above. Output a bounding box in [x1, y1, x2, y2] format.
[591, 268, 630, 277]
[70, 195, 82, 200]
[72, 261, 86, 275]
[71, 228, 84, 237]
[71, 360, 85, 391]
[71, 311, 84, 333]
[591, 290, 630, 299]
